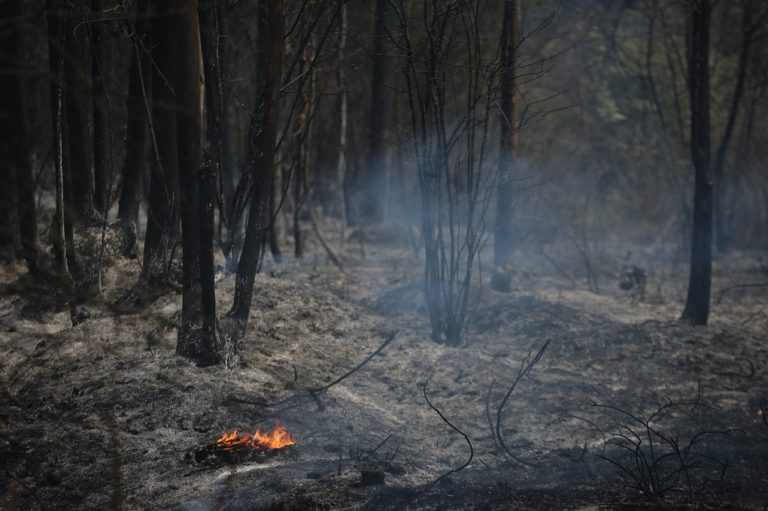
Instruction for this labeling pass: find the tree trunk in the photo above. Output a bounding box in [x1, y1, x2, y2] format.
[293, 44, 313, 260]
[362, 0, 392, 224]
[7, 0, 41, 273]
[493, 0, 520, 282]
[117, 0, 151, 240]
[46, 0, 73, 277]
[141, 2, 180, 287]
[222, 0, 283, 355]
[269, 166, 283, 263]
[173, 0, 213, 364]
[0, 2, 22, 259]
[336, 0, 348, 243]
[64, 0, 97, 225]
[91, 0, 110, 216]
[681, 0, 712, 326]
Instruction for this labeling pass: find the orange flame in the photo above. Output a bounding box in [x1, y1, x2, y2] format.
[216, 422, 296, 452]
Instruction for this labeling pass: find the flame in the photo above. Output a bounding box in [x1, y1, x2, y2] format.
[216, 422, 296, 452]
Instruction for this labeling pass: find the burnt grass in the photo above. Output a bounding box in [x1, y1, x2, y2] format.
[1, 229, 768, 510]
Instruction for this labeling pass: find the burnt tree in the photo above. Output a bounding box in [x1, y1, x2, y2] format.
[362, 0, 392, 223]
[0, 0, 40, 272]
[117, 0, 151, 240]
[713, 0, 768, 253]
[173, 0, 214, 364]
[140, 2, 181, 290]
[681, 0, 713, 325]
[63, 0, 99, 225]
[492, 0, 520, 291]
[220, 0, 284, 361]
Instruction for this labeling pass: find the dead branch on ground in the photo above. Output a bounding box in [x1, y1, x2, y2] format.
[422, 379, 473, 485]
[493, 339, 550, 466]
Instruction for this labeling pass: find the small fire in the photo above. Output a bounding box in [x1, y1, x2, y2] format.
[215, 422, 296, 452]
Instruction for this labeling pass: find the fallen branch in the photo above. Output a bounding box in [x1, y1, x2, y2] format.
[308, 208, 346, 273]
[227, 330, 398, 408]
[308, 330, 397, 396]
[495, 339, 550, 466]
[423, 379, 473, 485]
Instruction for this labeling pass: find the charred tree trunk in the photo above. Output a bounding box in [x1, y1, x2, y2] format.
[173, 0, 213, 364]
[336, 0, 348, 242]
[362, 0, 392, 224]
[221, 0, 283, 357]
[199, 0, 224, 195]
[0, 3, 22, 259]
[681, 0, 713, 326]
[141, 2, 180, 288]
[293, 45, 313, 260]
[3, 1, 41, 273]
[91, 0, 110, 216]
[269, 167, 283, 263]
[492, 0, 520, 291]
[64, 0, 97, 225]
[0, 41, 22, 259]
[117, 0, 151, 241]
[46, 0, 74, 278]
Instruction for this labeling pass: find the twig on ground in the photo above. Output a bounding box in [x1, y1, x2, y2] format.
[227, 331, 398, 408]
[423, 378, 473, 485]
[494, 339, 550, 466]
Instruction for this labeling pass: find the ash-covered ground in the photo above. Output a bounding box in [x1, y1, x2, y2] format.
[1, 225, 767, 510]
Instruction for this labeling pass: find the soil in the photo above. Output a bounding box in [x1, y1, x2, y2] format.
[1, 224, 767, 510]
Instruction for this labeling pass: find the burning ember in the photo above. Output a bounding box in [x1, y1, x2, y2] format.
[215, 422, 296, 453]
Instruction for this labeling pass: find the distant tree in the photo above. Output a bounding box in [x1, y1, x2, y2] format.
[140, 1, 181, 291]
[394, 0, 496, 345]
[0, 0, 40, 273]
[64, 0, 99, 225]
[91, 0, 111, 216]
[46, 0, 76, 279]
[681, 0, 713, 325]
[713, 0, 768, 253]
[117, 0, 151, 238]
[492, 0, 521, 292]
[220, 0, 284, 362]
[335, 0, 348, 239]
[362, 0, 392, 224]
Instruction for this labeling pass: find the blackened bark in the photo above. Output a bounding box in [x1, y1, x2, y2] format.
[681, 0, 712, 326]
[91, 0, 109, 216]
[8, 1, 40, 273]
[198, 162, 218, 358]
[0, 3, 22, 258]
[493, 0, 520, 276]
[224, 0, 283, 346]
[117, 0, 151, 233]
[269, 171, 283, 263]
[173, 0, 212, 364]
[293, 45, 312, 260]
[335, 0, 348, 238]
[199, 0, 224, 184]
[362, 0, 392, 223]
[141, 2, 180, 286]
[64, 0, 97, 225]
[46, 0, 72, 275]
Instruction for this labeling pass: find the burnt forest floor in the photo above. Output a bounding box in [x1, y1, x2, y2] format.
[1, 221, 768, 510]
